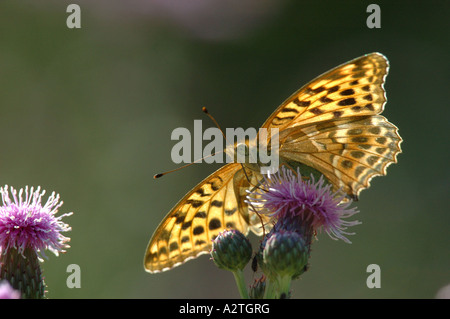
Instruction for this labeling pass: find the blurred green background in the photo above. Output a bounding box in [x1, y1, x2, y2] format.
[0, 0, 448, 298]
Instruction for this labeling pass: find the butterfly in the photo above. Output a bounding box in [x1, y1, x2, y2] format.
[144, 52, 402, 273]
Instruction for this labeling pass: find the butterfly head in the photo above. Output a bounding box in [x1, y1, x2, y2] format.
[236, 143, 251, 160]
[233, 141, 261, 172]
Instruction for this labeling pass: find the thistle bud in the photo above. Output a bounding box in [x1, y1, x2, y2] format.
[210, 229, 252, 272]
[262, 231, 309, 280]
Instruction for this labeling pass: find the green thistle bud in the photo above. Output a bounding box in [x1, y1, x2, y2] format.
[0, 247, 46, 299]
[262, 231, 309, 280]
[211, 229, 252, 272]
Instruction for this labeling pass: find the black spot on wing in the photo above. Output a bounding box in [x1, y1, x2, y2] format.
[281, 107, 299, 113]
[182, 221, 192, 230]
[340, 89, 355, 96]
[320, 96, 333, 103]
[292, 98, 311, 107]
[333, 111, 343, 118]
[193, 226, 204, 235]
[209, 218, 222, 231]
[328, 85, 340, 93]
[194, 211, 207, 219]
[211, 200, 223, 207]
[169, 242, 179, 252]
[337, 98, 356, 106]
[341, 160, 353, 169]
[186, 199, 204, 208]
[310, 108, 324, 115]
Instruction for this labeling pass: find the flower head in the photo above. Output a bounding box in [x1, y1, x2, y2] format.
[247, 166, 360, 243]
[0, 185, 72, 259]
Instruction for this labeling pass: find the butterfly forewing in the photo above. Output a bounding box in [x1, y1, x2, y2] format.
[263, 53, 389, 130]
[145, 163, 262, 273]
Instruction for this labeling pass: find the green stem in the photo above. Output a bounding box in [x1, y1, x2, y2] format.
[277, 275, 292, 299]
[232, 269, 249, 299]
[263, 278, 278, 299]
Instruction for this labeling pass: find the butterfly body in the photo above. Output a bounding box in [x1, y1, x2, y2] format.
[145, 53, 402, 273]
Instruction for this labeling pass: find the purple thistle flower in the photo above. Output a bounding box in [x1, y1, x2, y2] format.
[0, 185, 72, 259]
[247, 166, 360, 243]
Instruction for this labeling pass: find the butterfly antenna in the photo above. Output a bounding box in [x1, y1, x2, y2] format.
[154, 150, 224, 179]
[155, 108, 231, 179]
[202, 107, 230, 143]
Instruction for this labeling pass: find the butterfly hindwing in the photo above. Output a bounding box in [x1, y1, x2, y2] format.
[278, 115, 401, 199]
